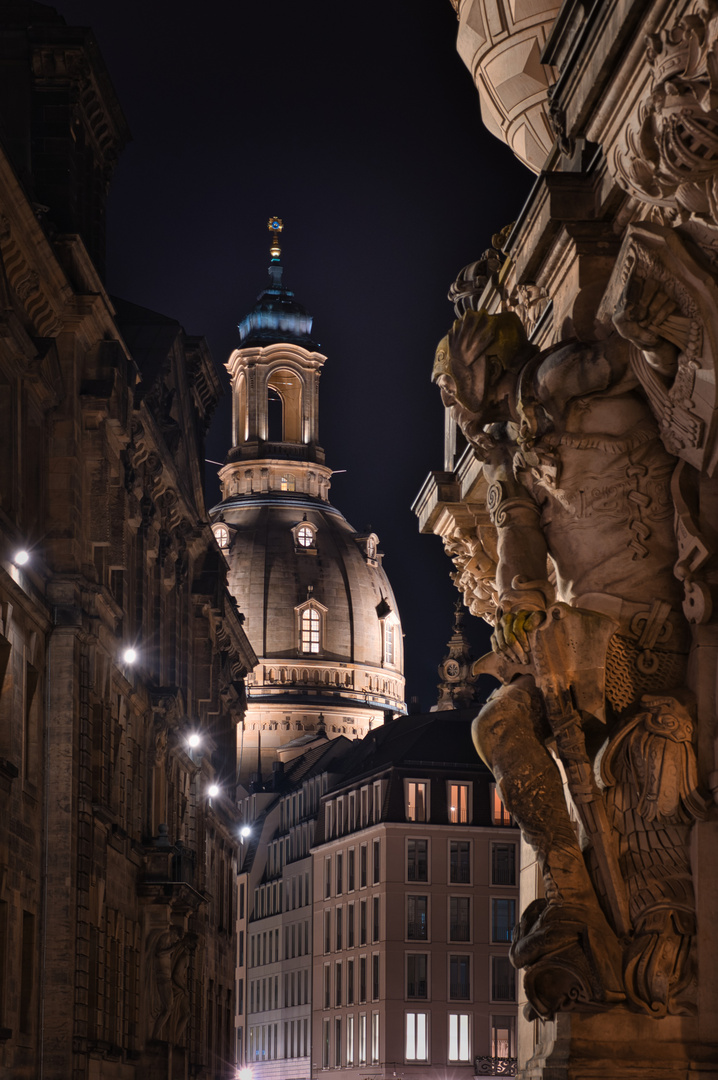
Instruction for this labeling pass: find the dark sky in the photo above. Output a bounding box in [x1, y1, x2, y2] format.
[56, 0, 533, 710]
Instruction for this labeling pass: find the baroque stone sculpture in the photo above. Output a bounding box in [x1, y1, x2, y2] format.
[432, 279, 712, 1020]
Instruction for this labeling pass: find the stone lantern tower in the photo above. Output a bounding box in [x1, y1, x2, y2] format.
[211, 219, 406, 783]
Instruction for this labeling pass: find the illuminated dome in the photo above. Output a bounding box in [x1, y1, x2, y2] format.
[211, 220, 405, 781]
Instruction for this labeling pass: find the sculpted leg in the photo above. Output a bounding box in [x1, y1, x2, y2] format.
[474, 679, 625, 1017]
[473, 679, 595, 907]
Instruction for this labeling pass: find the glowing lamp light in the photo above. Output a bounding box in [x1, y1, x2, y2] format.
[208, 784, 220, 798]
[241, 825, 251, 838]
[238, 1068, 253, 1080]
[13, 549, 30, 566]
[188, 733, 201, 749]
[122, 647, 138, 665]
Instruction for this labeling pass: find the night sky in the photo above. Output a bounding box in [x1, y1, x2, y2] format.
[55, 0, 532, 710]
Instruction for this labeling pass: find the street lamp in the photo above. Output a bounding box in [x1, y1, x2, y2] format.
[13, 549, 30, 567]
[122, 646, 138, 665]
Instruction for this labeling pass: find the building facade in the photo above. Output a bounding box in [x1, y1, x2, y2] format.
[0, 6, 255, 1078]
[235, 713, 519, 1080]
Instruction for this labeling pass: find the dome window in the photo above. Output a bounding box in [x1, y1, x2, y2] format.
[300, 607, 321, 653]
[280, 474, 296, 492]
[296, 597, 327, 655]
[212, 523, 231, 550]
[292, 519, 317, 551]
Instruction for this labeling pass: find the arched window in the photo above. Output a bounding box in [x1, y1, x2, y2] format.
[267, 368, 303, 442]
[213, 523, 230, 550]
[281, 474, 296, 492]
[385, 622, 394, 665]
[300, 607, 321, 653]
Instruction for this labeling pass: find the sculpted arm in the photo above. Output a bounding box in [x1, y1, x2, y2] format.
[488, 469, 554, 661]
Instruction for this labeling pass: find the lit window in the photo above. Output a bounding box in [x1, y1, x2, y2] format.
[448, 1014, 471, 1062]
[406, 781, 427, 822]
[491, 785, 512, 826]
[359, 1014, 367, 1064]
[385, 622, 394, 665]
[300, 607, 321, 653]
[297, 525, 314, 548]
[371, 1012, 380, 1063]
[491, 1014, 516, 1057]
[449, 783, 469, 824]
[347, 1015, 355, 1065]
[213, 523, 230, 549]
[405, 1012, 428, 1061]
[491, 898, 516, 943]
[280, 474, 296, 491]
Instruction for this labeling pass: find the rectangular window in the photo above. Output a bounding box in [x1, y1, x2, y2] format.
[407, 896, 428, 941]
[405, 1012, 428, 1062]
[336, 907, 343, 951]
[371, 1012, 380, 1064]
[372, 896, 380, 942]
[347, 958, 355, 1005]
[348, 848, 355, 891]
[373, 781, 382, 822]
[324, 856, 332, 899]
[360, 900, 367, 945]
[347, 1014, 355, 1065]
[491, 784, 512, 826]
[301, 607, 321, 653]
[323, 964, 331, 1009]
[336, 852, 343, 894]
[348, 902, 355, 948]
[324, 910, 331, 954]
[491, 1014, 516, 1057]
[449, 896, 471, 942]
[360, 956, 367, 1003]
[449, 955, 470, 1000]
[385, 621, 394, 664]
[491, 898, 516, 943]
[372, 953, 380, 1000]
[359, 1013, 367, 1065]
[406, 781, 427, 822]
[373, 838, 381, 884]
[323, 1018, 330, 1068]
[407, 838, 428, 882]
[491, 956, 516, 1001]
[335, 961, 342, 1006]
[335, 1017, 342, 1067]
[406, 954, 428, 999]
[360, 844, 367, 888]
[448, 1013, 471, 1062]
[450, 840, 471, 883]
[448, 783, 469, 824]
[492, 843, 516, 886]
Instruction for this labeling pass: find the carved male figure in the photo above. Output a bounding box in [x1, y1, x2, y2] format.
[434, 308, 704, 1017]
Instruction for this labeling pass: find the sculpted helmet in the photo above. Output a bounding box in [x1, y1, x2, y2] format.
[433, 309, 531, 411]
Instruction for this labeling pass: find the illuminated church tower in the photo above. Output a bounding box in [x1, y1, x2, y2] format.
[211, 219, 406, 783]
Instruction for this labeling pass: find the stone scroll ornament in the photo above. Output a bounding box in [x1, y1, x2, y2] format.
[432, 292, 712, 1020]
[612, 2, 718, 229]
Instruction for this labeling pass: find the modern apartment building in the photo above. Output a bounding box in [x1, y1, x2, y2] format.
[237, 710, 519, 1080]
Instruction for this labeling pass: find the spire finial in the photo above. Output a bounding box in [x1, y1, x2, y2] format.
[268, 216, 283, 261]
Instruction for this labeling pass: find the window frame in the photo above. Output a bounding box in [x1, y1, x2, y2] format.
[448, 781, 471, 824]
[448, 1012, 472, 1063]
[405, 1011, 429, 1063]
[406, 837, 429, 883]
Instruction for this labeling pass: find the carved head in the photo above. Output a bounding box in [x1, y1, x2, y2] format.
[433, 309, 533, 426]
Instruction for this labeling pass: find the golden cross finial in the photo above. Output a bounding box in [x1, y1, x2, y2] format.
[268, 216, 283, 260]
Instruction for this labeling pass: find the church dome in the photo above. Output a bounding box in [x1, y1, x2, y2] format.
[211, 219, 405, 780]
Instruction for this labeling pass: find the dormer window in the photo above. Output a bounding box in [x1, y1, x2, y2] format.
[298, 525, 314, 547]
[385, 622, 395, 665]
[296, 597, 327, 654]
[292, 519, 317, 551]
[212, 523, 231, 550]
